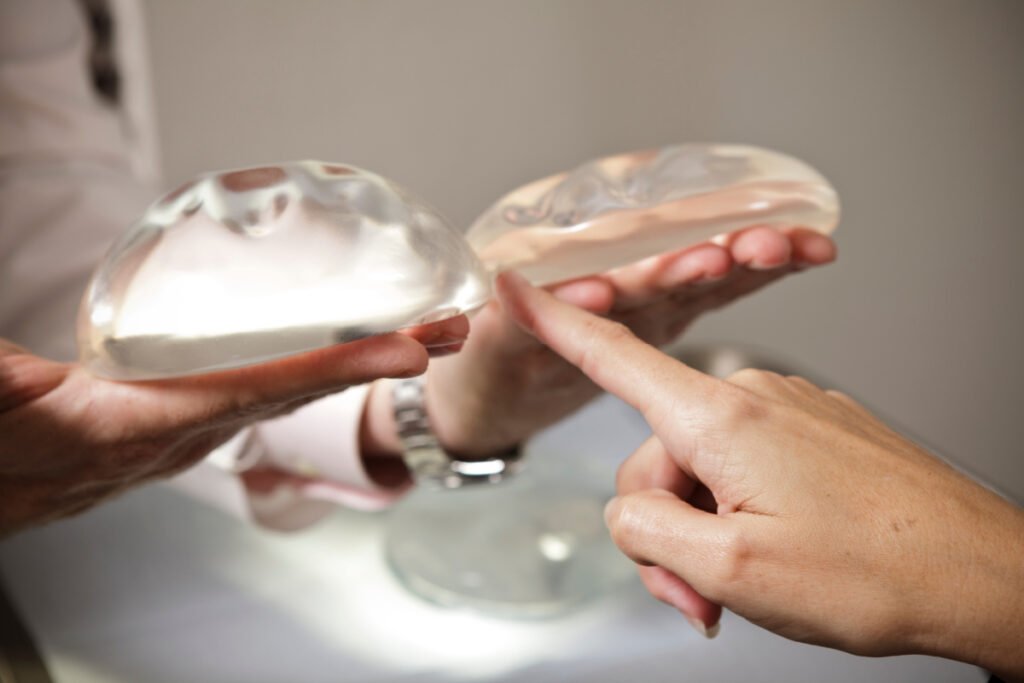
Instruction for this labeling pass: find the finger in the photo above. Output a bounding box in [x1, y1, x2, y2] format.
[726, 369, 822, 411]
[786, 227, 837, 266]
[496, 270, 732, 430]
[470, 278, 616, 363]
[549, 277, 616, 315]
[608, 243, 732, 312]
[610, 288, 724, 348]
[670, 265, 792, 318]
[616, 435, 697, 497]
[400, 315, 470, 350]
[638, 565, 722, 638]
[401, 315, 471, 358]
[459, 277, 615, 368]
[0, 339, 31, 356]
[724, 226, 792, 270]
[690, 227, 834, 310]
[0, 352, 70, 412]
[654, 227, 807, 322]
[605, 489, 735, 603]
[825, 388, 878, 421]
[154, 332, 431, 422]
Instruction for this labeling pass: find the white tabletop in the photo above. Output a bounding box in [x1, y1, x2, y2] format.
[0, 394, 983, 682]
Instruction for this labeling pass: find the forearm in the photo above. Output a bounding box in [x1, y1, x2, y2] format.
[958, 500, 1024, 682]
[915, 488, 1024, 681]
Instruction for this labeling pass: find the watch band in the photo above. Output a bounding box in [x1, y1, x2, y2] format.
[391, 377, 523, 488]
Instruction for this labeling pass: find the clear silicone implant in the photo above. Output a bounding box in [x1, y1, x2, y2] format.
[78, 161, 491, 380]
[466, 144, 839, 285]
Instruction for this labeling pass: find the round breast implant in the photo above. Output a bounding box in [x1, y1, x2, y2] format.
[77, 161, 491, 380]
[466, 144, 839, 285]
[78, 145, 838, 380]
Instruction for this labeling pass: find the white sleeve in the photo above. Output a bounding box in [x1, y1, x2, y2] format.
[0, 0, 404, 531]
[0, 0, 145, 361]
[172, 384, 408, 531]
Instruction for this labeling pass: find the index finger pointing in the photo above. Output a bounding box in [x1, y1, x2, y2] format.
[495, 270, 725, 425]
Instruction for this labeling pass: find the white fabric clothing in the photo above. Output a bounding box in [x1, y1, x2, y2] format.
[0, 0, 401, 531]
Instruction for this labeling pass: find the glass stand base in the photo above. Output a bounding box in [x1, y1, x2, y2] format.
[385, 463, 634, 619]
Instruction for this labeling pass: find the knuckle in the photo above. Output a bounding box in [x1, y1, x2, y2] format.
[714, 386, 770, 432]
[728, 368, 781, 391]
[725, 367, 761, 387]
[786, 374, 823, 395]
[706, 524, 754, 592]
[826, 388, 855, 404]
[595, 318, 637, 347]
[577, 318, 636, 377]
[606, 499, 637, 551]
[825, 388, 872, 417]
[785, 374, 811, 387]
[607, 491, 659, 558]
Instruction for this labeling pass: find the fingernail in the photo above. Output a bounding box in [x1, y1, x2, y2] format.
[427, 342, 464, 357]
[423, 334, 468, 348]
[748, 258, 788, 271]
[603, 496, 621, 528]
[685, 614, 721, 639]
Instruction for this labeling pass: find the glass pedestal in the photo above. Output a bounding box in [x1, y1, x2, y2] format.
[385, 397, 645, 618]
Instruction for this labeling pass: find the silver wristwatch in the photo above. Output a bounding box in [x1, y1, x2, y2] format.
[391, 377, 523, 488]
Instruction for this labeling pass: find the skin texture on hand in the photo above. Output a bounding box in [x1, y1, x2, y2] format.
[0, 316, 468, 538]
[496, 271, 1024, 681]
[363, 226, 837, 459]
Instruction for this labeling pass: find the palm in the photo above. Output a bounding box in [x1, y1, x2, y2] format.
[0, 317, 467, 537]
[424, 227, 836, 456]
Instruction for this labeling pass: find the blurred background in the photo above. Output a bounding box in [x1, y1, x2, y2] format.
[143, 0, 1024, 498]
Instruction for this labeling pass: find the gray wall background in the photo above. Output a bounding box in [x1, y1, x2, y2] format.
[142, 0, 1024, 498]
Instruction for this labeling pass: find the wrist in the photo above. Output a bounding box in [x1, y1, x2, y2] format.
[361, 377, 518, 460]
[357, 381, 410, 488]
[913, 488, 1024, 680]
[421, 371, 523, 459]
[359, 380, 403, 458]
[392, 376, 523, 487]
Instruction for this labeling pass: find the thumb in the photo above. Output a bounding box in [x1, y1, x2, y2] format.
[605, 489, 737, 604]
[0, 344, 70, 412]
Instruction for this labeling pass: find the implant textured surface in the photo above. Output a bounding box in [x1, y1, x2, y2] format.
[78, 161, 490, 379]
[466, 144, 839, 285]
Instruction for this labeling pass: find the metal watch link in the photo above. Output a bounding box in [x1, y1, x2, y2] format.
[391, 377, 523, 488]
